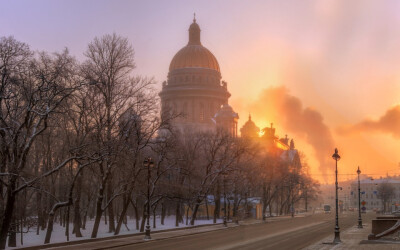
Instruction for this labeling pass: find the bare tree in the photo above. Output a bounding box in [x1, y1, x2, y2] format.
[0, 36, 81, 249]
[377, 182, 395, 213]
[81, 33, 156, 238]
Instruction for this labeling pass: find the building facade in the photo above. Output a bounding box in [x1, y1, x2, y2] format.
[350, 178, 400, 211]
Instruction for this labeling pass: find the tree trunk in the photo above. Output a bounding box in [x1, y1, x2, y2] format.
[65, 205, 70, 241]
[185, 205, 190, 225]
[153, 208, 156, 229]
[213, 193, 220, 224]
[132, 201, 139, 230]
[161, 203, 166, 225]
[36, 180, 44, 233]
[91, 185, 104, 238]
[107, 178, 115, 233]
[140, 214, 146, 232]
[175, 201, 180, 227]
[73, 173, 83, 237]
[215, 185, 221, 219]
[140, 204, 147, 232]
[190, 199, 201, 225]
[115, 196, 130, 235]
[44, 212, 56, 244]
[233, 188, 238, 218]
[82, 211, 87, 230]
[44, 201, 71, 244]
[20, 217, 23, 246]
[0, 178, 17, 250]
[205, 198, 210, 220]
[228, 200, 231, 221]
[7, 216, 16, 247]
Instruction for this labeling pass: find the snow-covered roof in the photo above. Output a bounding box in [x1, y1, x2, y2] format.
[356, 178, 400, 185]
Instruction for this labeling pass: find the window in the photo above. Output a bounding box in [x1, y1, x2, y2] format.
[183, 102, 188, 119]
[199, 103, 204, 121]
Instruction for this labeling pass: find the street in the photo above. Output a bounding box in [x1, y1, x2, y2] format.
[104, 212, 375, 250]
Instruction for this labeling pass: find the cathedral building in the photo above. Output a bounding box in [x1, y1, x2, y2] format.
[159, 16, 299, 168]
[159, 17, 238, 136]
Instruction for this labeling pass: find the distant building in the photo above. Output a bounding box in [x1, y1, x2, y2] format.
[350, 178, 400, 211]
[159, 16, 238, 136]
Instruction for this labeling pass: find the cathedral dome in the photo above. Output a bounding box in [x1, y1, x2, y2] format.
[240, 114, 260, 138]
[169, 17, 220, 73]
[169, 46, 220, 72]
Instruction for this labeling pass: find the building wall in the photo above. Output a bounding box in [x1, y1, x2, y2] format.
[350, 179, 400, 211]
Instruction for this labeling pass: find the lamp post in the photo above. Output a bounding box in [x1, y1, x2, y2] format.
[144, 157, 154, 240]
[357, 166, 363, 228]
[332, 148, 341, 244]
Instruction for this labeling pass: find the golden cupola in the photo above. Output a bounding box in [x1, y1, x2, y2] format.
[169, 17, 220, 73]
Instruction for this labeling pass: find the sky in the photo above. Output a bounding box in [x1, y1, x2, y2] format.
[2, 0, 400, 183]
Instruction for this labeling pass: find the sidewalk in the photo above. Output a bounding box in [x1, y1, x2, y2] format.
[304, 222, 400, 250]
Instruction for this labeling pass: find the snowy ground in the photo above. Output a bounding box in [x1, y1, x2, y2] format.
[7, 217, 223, 249]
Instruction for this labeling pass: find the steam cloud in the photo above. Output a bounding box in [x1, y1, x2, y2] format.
[338, 105, 400, 138]
[247, 86, 335, 177]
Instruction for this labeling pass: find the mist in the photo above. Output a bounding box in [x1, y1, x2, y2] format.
[246, 86, 335, 179]
[337, 105, 400, 138]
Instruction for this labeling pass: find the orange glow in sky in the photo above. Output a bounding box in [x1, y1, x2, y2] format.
[3, 0, 400, 183]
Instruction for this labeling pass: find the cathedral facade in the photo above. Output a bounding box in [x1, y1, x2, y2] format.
[159, 17, 238, 136]
[159, 16, 300, 167]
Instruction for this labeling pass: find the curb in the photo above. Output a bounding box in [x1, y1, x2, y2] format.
[96, 223, 240, 250]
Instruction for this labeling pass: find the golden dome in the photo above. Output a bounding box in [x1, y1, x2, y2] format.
[169, 45, 220, 72]
[169, 18, 220, 73]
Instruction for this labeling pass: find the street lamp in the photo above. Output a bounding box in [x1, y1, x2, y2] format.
[332, 148, 341, 244]
[144, 157, 154, 240]
[357, 166, 363, 228]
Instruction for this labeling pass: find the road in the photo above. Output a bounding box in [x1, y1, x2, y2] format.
[108, 212, 374, 250]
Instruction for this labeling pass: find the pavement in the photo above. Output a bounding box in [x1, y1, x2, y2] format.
[304, 214, 400, 250]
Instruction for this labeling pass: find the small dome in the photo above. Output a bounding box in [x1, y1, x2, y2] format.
[214, 104, 239, 119]
[240, 114, 260, 138]
[169, 18, 220, 73]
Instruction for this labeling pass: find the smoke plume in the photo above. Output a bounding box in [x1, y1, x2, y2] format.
[337, 105, 400, 138]
[247, 86, 335, 177]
